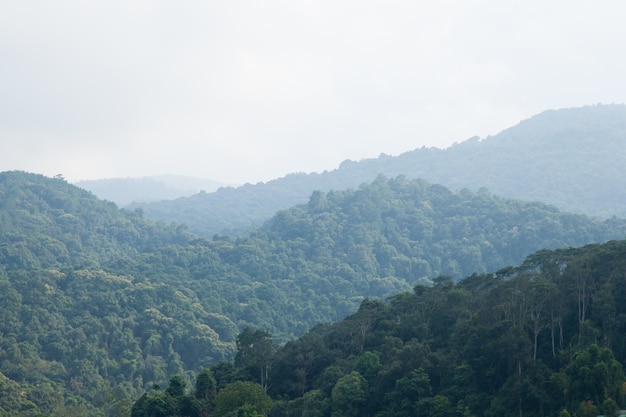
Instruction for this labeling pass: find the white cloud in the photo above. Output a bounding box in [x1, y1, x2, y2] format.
[1, 0, 626, 183]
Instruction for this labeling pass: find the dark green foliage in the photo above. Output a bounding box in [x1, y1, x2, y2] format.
[235, 328, 276, 391]
[194, 369, 217, 404]
[330, 371, 367, 417]
[563, 344, 624, 409]
[251, 238, 626, 417]
[213, 381, 272, 417]
[130, 375, 203, 417]
[3, 170, 626, 415]
[132, 104, 626, 236]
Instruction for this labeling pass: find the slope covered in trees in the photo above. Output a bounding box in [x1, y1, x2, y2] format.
[131, 104, 626, 236]
[0, 172, 193, 269]
[135, 238, 626, 417]
[1, 171, 626, 415]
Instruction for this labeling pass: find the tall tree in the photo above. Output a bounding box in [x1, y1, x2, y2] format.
[235, 328, 276, 391]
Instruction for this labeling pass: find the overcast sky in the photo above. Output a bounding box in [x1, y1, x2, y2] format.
[1, 1, 625, 184]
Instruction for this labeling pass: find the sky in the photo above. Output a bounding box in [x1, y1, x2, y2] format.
[1, 1, 626, 185]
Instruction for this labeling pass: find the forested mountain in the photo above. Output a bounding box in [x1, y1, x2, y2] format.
[137, 238, 626, 417]
[0, 172, 196, 271]
[131, 104, 626, 237]
[1, 171, 626, 415]
[75, 175, 230, 207]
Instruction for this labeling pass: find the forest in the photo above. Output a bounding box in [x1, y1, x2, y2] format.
[133, 239, 626, 417]
[1, 170, 626, 416]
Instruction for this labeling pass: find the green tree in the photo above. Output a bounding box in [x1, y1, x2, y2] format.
[195, 369, 217, 415]
[235, 328, 276, 391]
[178, 395, 202, 417]
[576, 400, 599, 417]
[166, 375, 187, 398]
[565, 344, 624, 408]
[214, 381, 272, 417]
[331, 371, 367, 417]
[602, 397, 620, 417]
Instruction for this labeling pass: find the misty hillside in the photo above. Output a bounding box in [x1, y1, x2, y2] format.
[2, 171, 626, 414]
[131, 104, 626, 237]
[195, 238, 626, 417]
[75, 175, 231, 207]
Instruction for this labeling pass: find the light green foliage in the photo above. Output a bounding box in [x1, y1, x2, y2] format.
[354, 351, 381, 381]
[331, 372, 367, 417]
[214, 381, 272, 417]
[565, 344, 624, 409]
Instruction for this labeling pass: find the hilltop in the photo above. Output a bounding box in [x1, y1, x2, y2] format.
[131, 104, 626, 237]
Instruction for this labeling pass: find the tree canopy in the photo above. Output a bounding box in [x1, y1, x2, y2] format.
[133, 237, 626, 417]
[2, 170, 626, 415]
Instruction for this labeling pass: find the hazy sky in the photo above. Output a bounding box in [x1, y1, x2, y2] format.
[1, 1, 625, 184]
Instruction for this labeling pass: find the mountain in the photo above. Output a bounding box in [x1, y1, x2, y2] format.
[151, 238, 626, 417]
[75, 175, 232, 207]
[2, 171, 626, 415]
[131, 104, 626, 237]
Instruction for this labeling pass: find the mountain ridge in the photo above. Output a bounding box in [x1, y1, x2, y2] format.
[75, 174, 233, 207]
[131, 104, 626, 237]
[2, 170, 626, 415]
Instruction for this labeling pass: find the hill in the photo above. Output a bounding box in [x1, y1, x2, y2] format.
[1, 171, 626, 415]
[131, 104, 626, 237]
[75, 175, 231, 207]
[148, 238, 626, 417]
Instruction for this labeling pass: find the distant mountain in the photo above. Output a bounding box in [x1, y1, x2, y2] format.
[131, 104, 626, 237]
[75, 174, 232, 207]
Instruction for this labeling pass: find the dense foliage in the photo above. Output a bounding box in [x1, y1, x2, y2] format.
[136, 239, 626, 417]
[130, 104, 626, 236]
[2, 171, 626, 415]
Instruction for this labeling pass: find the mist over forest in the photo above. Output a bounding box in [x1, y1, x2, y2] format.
[125, 105, 626, 237]
[2, 105, 626, 417]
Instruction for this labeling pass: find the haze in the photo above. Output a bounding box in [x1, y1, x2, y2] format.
[1, 1, 625, 185]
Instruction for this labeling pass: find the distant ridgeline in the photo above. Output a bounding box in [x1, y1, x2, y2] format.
[131, 104, 626, 237]
[75, 174, 230, 207]
[1, 170, 626, 415]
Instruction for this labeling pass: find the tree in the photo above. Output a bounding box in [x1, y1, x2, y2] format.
[166, 375, 187, 398]
[195, 369, 217, 415]
[565, 344, 625, 409]
[235, 328, 276, 391]
[428, 394, 454, 417]
[130, 375, 197, 417]
[384, 367, 432, 417]
[331, 371, 367, 417]
[602, 397, 620, 417]
[178, 395, 202, 417]
[576, 400, 599, 417]
[214, 381, 272, 417]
